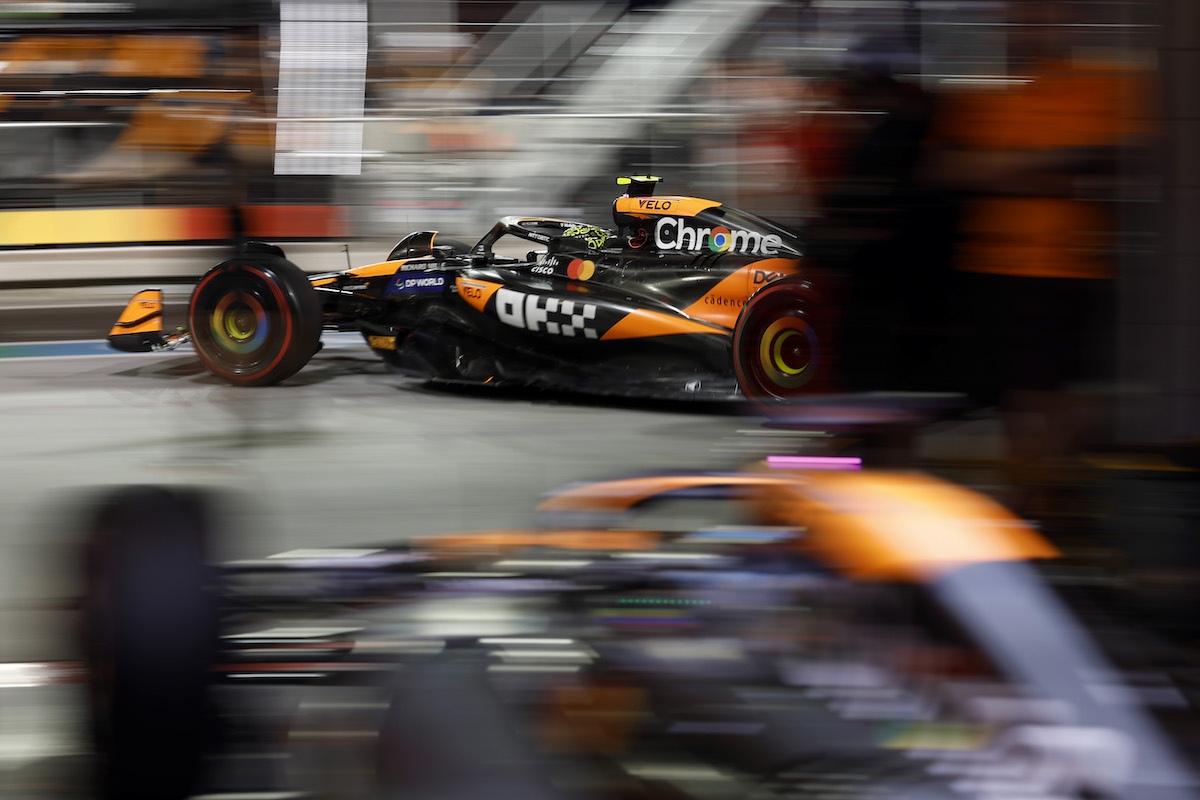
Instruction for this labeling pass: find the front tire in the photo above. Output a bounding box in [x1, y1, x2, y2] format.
[189, 255, 321, 386]
[732, 280, 826, 405]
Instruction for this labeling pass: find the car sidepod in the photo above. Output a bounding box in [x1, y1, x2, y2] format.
[447, 261, 734, 397]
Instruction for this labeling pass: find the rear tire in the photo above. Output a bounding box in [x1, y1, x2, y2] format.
[732, 281, 827, 405]
[189, 255, 321, 386]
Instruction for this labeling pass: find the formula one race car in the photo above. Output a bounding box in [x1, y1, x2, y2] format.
[79, 466, 1200, 800]
[108, 177, 824, 402]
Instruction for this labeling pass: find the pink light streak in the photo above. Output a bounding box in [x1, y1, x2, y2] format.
[766, 455, 862, 470]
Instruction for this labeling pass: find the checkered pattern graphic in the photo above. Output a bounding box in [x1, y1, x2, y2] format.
[549, 299, 598, 339]
[496, 288, 599, 339]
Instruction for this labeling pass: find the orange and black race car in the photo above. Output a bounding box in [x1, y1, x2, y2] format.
[79, 467, 1200, 800]
[107, 176, 826, 402]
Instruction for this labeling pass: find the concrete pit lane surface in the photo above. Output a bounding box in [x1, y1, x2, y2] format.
[6, 319, 1199, 800]
[0, 333, 761, 654]
[0, 316, 775, 797]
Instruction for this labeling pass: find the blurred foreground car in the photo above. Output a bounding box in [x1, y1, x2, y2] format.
[80, 466, 1199, 800]
[107, 177, 826, 402]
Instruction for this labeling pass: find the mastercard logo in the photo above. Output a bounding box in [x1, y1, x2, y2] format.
[568, 259, 595, 281]
[708, 226, 732, 253]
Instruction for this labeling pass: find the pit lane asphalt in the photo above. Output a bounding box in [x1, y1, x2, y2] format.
[0, 289, 1007, 790]
[0, 286, 781, 791]
[0, 285, 1007, 660]
[0, 329, 776, 664]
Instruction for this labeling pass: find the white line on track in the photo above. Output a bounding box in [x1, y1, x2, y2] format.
[0, 301, 188, 312]
[0, 332, 368, 362]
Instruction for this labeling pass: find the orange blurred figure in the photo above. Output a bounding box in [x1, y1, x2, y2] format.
[929, 0, 1153, 522]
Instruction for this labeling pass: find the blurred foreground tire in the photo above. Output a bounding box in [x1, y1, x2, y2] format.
[82, 485, 220, 800]
[189, 255, 322, 386]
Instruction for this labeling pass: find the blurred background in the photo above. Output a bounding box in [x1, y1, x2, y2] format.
[3, 0, 1200, 797]
[0, 0, 1186, 438]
